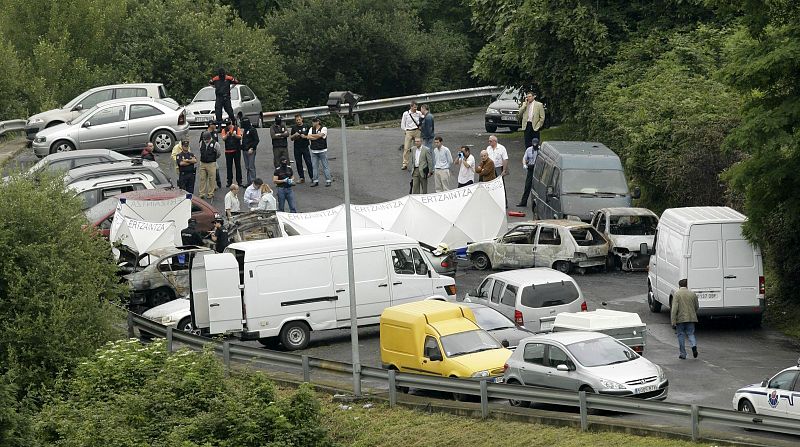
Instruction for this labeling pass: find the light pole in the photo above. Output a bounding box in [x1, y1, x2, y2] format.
[327, 91, 362, 396]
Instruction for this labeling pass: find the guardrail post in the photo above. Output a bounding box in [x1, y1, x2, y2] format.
[480, 380, 489, 419]
[223, 341, 231, 376]
[579, 391, 588, 431]
[691, 404, 699, 441]
[353, 113, 360, 126]
[301, 355, 310, 382]
[166, 327, 173, 353]
[388, 370, 397, 408]
[127, 312, 134, 338]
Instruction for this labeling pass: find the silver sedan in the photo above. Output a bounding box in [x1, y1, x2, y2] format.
[184, 84, 263, 128]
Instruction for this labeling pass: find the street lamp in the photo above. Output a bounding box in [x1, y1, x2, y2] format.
[327, 91, 362, 396]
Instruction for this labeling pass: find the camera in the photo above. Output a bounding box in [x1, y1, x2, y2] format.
[458, 152, 464, 159]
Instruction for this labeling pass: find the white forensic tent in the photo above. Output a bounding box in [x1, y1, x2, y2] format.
[109, 195, 192, 254]
[277, 177, 507, 247]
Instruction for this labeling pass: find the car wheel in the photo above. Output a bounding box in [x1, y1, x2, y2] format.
[148, 288, 174, 308]
[176, 316, 194, 333]
[508, 126, 519, 132]
[553, 261, 571, 274]
[485, 123, 497, 133]
[151, 130, 175, 153]
[507, 380, 530, 408]
[50, 140, 75, 154]
[739, 399, 756, 414]
[279, 321, 310, 350]
[647, 283, 662, 313]
[472, 252, 491, 271]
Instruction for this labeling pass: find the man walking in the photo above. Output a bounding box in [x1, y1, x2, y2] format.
[410, 137, 432, 194]
[290, 114, 313, 183]
[671, 279, 700, 359]
[209, 67, 239, 126]
[475, 150, 496, 183]
[455, 146, 475, 187]
[517, 91, 545, 149]
[400, 101, 422, 170]
[273, 156, 298, 213]
[222, 120, 243, 188]
[176, 140, 198, 194]
[305, 117, 331, 187]
[420, 104, 435, 151]
[517, 138, 540, 207]
[270, 116, 290, 170]
[241, 118, 260, 185]
[198, 131, 221, 199]
[431, 136, 453, 192]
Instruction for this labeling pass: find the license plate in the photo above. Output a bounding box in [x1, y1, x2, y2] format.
[540, 320, 554, 331]
[195, 116, 209, 123]
[697, 292, 718, 301]
[502, 115, 517, 122]
[492, 377, 504, 383]
[635, 384, 658, 394]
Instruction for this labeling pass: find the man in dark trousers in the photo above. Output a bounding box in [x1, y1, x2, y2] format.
[209, 214, 229, 253]
[200, 121, 222, 189]
[176, 140, 198, 194]
[209, 67, 239, 126]
[671, 278, 700, 359]
[290, 114, 313, 183]
[221, 120, 243, 187]
[517, 91, 545, 149]
[241, 118, 260, 185]
[517, 138, 540, 207]
[270, 116, 290, 170]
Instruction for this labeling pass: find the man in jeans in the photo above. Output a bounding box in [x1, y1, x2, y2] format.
[273, 156, 297, 213]
[305, 117, 331, 187]
[671, 278, 699, 359]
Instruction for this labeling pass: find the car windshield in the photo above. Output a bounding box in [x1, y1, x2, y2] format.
[193, 87, 238, 102]
[562, 169, 628, 195]
[569, 226, 606, 246]
[471, 307, 515, 331]
[498, 88, 520, 101]
[567, 336, 639, 367]
[610, 215, 658, 236]
[440, 329, 502, 357]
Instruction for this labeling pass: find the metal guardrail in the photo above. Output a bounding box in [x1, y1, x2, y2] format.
[128, 312, 800, 442]
[0, 119, 25, 137]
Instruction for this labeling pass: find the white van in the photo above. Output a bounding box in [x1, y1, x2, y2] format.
[190, 229, 457, 350]
[646, 207, 765, 325]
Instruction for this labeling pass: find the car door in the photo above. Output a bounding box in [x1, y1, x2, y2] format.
[510, 225, 538, 267]
[533, 225, 564, 268]
[541, 344, 580, 391]
[77, 104, 129, 150]
[762, 370, 799, 417]
[156, 252, 193, 298]
[518, 342, 548, 386]
[488, 279, 506, 313]
[389, 247, 434, 305]
[127, 104, 166, 149]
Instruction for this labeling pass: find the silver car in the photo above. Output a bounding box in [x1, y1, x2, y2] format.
[184, 84, 263, 128]
[2, 149, 130, 183]
[503, 332, 668, 407]
[32, 97, 189, 157]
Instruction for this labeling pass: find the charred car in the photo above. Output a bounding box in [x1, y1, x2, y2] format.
[590, 207, 658, 271]
[467, 220, 608, 274]
[226, 210, 285, 243]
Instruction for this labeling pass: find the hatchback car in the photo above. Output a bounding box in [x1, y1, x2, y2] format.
[461, 302, 532, 350]
[504, 332, 668, 407]
[25, 83, 176, 141]
[467, 220, 609, 273]
[142, 298, 194, 333]
[420, 242, 458, 277]
[184, 84, 263, 128]
[464, 268, 585, 331]
[64, 158, 171, 188]
[69, 173, 156, 210]
[484, 87, 521, 133]
[32, 97, 189, 156]
[733, 360, 800, 418]
[2, 149, 130, 183]
[590, 207, 658, 271]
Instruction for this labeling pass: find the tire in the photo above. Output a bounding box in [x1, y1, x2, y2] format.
[647, 283, 662, 313]
[553, 261, 571, 274]
[148, 288, 174, 308]
[508, 126, 519, 132]
[151, 130, 175, 153]
[507, 380, 530, 408]
[472, 252, 491, 271]
[258, 337, 280, 348]
[739, 399, 756, 414]
[176, 316, 194, 333]
[50, 139, 75, 154]
[485, 123, 497, 133]
[279, 321, 310, 350]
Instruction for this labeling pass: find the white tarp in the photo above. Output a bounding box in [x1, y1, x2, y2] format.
[109, 195, 192, 253]
[277, 177, 507, 247]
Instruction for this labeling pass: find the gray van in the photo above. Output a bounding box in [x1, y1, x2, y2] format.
[531, 141, 638, 222]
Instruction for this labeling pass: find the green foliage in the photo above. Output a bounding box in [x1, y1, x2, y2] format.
[0, 30, 45, 119]
[0, 374, 34, 447]
[36, 340, 335, 447]
[0, 173, 125, 394]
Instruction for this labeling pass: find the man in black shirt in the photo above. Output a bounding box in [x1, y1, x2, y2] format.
[290, 114, 313, 183]
[273, 156, 297, 213]
[181, 218, 204, 246]
[270, 116, 290, 170]
[176, 142, 198, 194]
[210, 215, 229, 253]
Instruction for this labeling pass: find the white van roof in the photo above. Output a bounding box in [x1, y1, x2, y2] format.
[660, 207, 746, 233]
[228, 229, 418, 261]
[486, 267, 575, 285]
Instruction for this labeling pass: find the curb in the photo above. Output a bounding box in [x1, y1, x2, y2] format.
[0, 136, 27, 169]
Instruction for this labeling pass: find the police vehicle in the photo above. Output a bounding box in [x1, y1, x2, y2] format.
[733, 358, 800, 418]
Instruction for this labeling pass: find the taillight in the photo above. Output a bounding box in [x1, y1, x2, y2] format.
[440, 259, 450, 268]
[581, 301, 588, 312]
[759, 276, 765, 295]
[632, 345, 643, 354]
[178, 111, 186, 125]
[514, 310, 524, 326]
[503, 363, 509, 372]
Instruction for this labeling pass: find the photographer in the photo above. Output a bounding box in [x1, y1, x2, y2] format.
[455, 146, 475, 187]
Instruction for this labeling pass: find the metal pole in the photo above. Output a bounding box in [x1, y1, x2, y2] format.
[691, 404, 699, 441]
[579, 390, 588, 431]
[480, 380, 489, 419]
[341, 114, 362, 397]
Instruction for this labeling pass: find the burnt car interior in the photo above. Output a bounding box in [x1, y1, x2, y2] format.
[609, 215, 658, 236]
[569, 227, 605, 246]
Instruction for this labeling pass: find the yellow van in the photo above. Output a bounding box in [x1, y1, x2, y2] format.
[380, 300, 511, 383]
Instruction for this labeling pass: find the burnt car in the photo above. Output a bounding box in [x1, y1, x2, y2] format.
[590, 207, 658, 271]
[466, 220, 608, 274]
[419, 242, 458, 277]
[226, 210, 284, 242]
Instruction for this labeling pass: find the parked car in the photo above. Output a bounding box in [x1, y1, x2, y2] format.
[733, 359, 800, 418]
[460, 302, 532, 350]
[32, 97, 189, 157]
[503, 332, 668, 407]
[64, 158, 171, 188]
[185, 84, 263, 128]
[69, 173, 155, 210]
[467, 220, 608, 273]
[464, 268, 586, 331]
[25, 83, 176, 142]
[12, 149, 130, 180]
[142, 298, 194, 333]
[419, 242, 458, 277]
[84, 188, 218, 239]
[484, 87, 521, 133]
[590, 207, 658, 271]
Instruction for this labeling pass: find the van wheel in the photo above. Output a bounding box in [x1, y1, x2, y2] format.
[553, 261, 571, 274]
[507, 379, 530, 408]
[647, 283, 662, 313]
[472, 252, 491, 271]
[280, 321, 310, 350]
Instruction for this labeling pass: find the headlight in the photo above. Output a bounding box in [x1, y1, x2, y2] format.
[486, 107, 499, 114]
[159, 315, 175, 324]
[472, 370, 490, 378]
[656, 365, 666, 382]
[28, 118, 44, 125]
[599, 378, 626, 390]
[34, 136, 47, 143]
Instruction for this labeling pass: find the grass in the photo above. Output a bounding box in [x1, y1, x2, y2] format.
[503, 122, 585, 142]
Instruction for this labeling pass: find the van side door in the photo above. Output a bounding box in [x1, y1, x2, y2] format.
[531, 156, 547, 217]
[331, 248, 391, 325]
[389, 247, 435, 305]
[721, 223, 759, 308]
[420, 335, 446, 376]
[547, 166, 562, 219]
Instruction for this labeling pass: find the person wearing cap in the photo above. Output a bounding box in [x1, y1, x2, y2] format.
[210, 215, 229, 253]
[518, 138, 541, 207]
[273, 156, 297, 213]
[181, 218, 203, 246]
[304, 117, 331, 187]
[198, 131, 221, 199]
[172, 138, 191, 176]
[270, 116, 290, 170]
[518, 91, 545, 149]
[175, 140, 198, 194]
[244, 178, 263, 210]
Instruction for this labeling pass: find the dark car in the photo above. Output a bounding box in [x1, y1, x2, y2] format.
[484, 87, 521, 133]
[461, 302, 532, 350]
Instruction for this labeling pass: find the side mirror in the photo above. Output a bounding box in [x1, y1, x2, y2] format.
[761, 378, 769, 387]
[632, 186, 641, 200]
[82, 121, 92, 128]
[546, 186, 555, 197]
[556, 364, 570, 372]
[73, 104, 83, 112]
[639, 243, 649, 255]
[243, 95, 251, 101]
[428, 351, 443, 362]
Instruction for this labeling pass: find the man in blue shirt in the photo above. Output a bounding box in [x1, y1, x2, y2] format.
[517, 138, 540, 207]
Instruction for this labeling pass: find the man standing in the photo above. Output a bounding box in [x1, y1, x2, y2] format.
[270, 116, 290, 170]
[671, 279, 700, 359]
[181, 218, 203, 246]
[431, 136, 453, 192]
[201, 121, 222, 189]
[198, 131, 221, 199]
[171, 138, 189, 176]
[176, 140, 198, 194]
[455, 146, 475, 187]
[209, 67, 239, 126]
[517, 138, 540, 207]
[487, 135, 509, 204]
[400, 101, 422, 170]
[210, 215, 229, 253]
[243, 178, 263, 210]
[273, 156, 298, 213]
[420, 104, 435, 151]
[517, 91, 545, 149]
[290, 114, 313, 183]
[475, 150, 496, 183]
[241, 118, 260, 185]
[224, 183, 240, 219]
[410, 137, 432, 194]
[305, 117, 331, 187]
[222, 120, 243, 188]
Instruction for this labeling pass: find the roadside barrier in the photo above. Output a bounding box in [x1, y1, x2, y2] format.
[0, 119, 25, 137]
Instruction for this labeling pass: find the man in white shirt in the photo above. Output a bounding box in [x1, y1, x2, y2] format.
[243, 178, 263, 210]
[487, 135, 509, 205]
[455, 146, 475, 187]
[224, 183, 240, 218]
[400, 101, 422, 170]
[431, 136, 453, 192]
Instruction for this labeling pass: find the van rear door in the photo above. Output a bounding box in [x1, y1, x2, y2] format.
[204, 253, 244, 334]
[687, 224, 724, 308]
[721, 223, 759, 308]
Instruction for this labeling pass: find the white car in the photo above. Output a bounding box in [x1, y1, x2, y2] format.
[733, 361, 800, 418]
[142, 298, 193, 333]
[69, 173, 155, 210]
[590, 207, 658, 271]
[184, 84, 263, 128]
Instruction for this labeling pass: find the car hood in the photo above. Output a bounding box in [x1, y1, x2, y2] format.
[466, 239, 498, 252]
[486, 327, 532, 349]
[585, 357, 659, 383]
[488, 99, 519, 110]
[143, 298, 190, 319]
[185, 100, 239, 113]
[35, 121, 74, 139]
[28, 107, 78, 125]
[448, 348, 512, 374]
[607, 234, 654, 251]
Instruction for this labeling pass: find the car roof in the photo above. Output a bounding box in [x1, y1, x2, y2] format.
[511, 219, 592, 229]
[86, 83, 164, 92]
[484, 267, 575, 284]
[520, 331, 608, 345]
[596, 207, 657, 217]
[39, 149, 128, 162]
[69, 172, 152, 190]
[65, 159, 159, 179]
[93, 96, 174, 109]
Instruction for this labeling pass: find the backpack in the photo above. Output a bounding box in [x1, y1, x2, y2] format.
[200, 140, 220, 163]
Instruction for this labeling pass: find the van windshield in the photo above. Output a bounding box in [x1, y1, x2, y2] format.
[562, 170, 628, 195]
[568, 336, 638, 367]
[441, 329, 502, 357]
[610, 215, 658, 236]
[520, 281, 579, 308]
